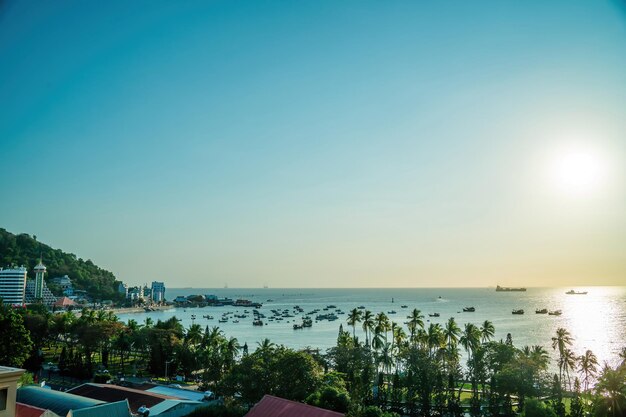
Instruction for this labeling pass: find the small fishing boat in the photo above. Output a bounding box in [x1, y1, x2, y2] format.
[566, 290, 588, 295]
[428, 313, 440, 317]
[548, 310, 562, 316]
[535, 309, 547, 314]
[512, 309, 524, 315]
[463, 307, 476, 312]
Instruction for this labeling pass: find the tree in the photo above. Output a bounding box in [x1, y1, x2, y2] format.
[578, 349, 599, 393]
[480, 320, 495, 343]
[551, 328, 573, 387]
[347, 308, 363, 340]
[524, 399, 557, 417]
[0, 303, 33, 367]
[362, 310, 375, 347]
[593, 363, 626, 417]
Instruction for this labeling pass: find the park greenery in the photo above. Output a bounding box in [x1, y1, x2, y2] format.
[1, 302, 625, 417]
[0, 228, 122, 300]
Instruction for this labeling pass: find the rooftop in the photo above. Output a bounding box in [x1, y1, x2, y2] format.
[67, 383, 175, 413]
[17, 386, 104, 416]
[245, 395, 345, 417]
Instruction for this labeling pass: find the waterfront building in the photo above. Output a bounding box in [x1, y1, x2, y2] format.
[24, 280, 57, 306]
[127, 286, 143, 301]
[151, 281, 165, 303]
[0, 267, 27, 306]
[0, 366, 25, 417]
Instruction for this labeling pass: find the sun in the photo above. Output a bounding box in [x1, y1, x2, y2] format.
[551, 146, 608, 196]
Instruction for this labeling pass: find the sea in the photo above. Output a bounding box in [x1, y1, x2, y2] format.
[117, 287, 626, 369]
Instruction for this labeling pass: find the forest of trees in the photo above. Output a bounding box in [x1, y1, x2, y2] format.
[0, 228, 122, 300]
[2, 302, 625, 417]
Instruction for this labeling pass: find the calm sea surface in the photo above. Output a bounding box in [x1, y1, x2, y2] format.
[118, 287, 626, 368]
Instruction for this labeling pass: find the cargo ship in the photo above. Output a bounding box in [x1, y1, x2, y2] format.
[496, 285, 527, 292]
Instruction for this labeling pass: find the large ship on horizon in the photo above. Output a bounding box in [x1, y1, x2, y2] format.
[496, 285, 527, 292]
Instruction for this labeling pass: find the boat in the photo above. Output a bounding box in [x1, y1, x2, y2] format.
[387, 310, 396, 314]
[293, 324, 303, 330]
[202, 315, 214, 319]
[463, 307, 476, 312]
[566, 290, 588, 295]
[496, 285, 527, 292]
[512, 309, 524, 315]
[253, 319, 264, 326]
[401, 305, 408, 308]
[535, 309, 548, 314]
[548, 310, 562, 316]
[428, 313, 440, 317]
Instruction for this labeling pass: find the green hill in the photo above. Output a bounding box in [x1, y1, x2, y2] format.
[0, 228, 123, 301]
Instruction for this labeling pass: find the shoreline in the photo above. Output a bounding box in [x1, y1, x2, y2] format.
[110, 305, 173, 315]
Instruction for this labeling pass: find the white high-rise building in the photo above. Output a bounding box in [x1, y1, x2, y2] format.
[0, 267, 27, 306]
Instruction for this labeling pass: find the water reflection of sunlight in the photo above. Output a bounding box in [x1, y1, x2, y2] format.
[561, 287, 624, 369]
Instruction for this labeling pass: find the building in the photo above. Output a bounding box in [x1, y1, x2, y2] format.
[16, 403, 60, 417]
[151, 282, 165, 303]
[117, 283, 128, 297]
[245, 395, 345, 417]
[127, 286, 143, 301]
[0, 267, 27, 306]
[0, 366, 26, 417]
[33, 261, 46, 299]
[24, 280, 57, 306]
[67, 384, 205, 417]
[51, 275, 73, 296]
[16, 386, 131, 417]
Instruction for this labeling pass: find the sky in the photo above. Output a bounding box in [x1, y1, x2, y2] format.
[1, 1, 625, 288]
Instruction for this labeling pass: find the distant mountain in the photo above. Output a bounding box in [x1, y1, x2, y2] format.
[0, 228, 122, 300]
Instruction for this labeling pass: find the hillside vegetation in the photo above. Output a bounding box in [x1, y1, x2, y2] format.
[0, 228, 122, 300]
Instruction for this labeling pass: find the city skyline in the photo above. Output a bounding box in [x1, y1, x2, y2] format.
[1, 1, 625, 287]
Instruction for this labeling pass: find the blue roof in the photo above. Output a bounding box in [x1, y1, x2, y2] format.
[68, 400, 131, 417]
[17, 386, 104, 416]
[146, 386, 206, 401]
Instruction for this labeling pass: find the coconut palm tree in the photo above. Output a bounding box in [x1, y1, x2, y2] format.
[593, 364, 626, 417]
[407, 309, 424, 345]
[552, 327, 573, 385]
[444, 317, 461, 350]
[578, 349, 599, 393]
[560, 347, 577, 389]
[185, 324, 203, 347]
[362, 310, 375, 347]
[222, 337, 240, 370]
[256, 338, 276, 355]
[480, 320, 495, 343]
[347, 308, 362, 340]
[460, 323, 481, 361]
[375, 312, 391, 342]
[427, 323, 443, 357]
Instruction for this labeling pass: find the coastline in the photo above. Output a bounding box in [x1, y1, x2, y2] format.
[110, 305, 173, 315]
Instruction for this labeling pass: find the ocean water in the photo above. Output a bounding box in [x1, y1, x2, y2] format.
[118, 287, 626, 368]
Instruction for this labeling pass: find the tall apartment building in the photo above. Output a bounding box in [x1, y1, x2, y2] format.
[151, 281, 165, 303]
[0, 267, 27, 306]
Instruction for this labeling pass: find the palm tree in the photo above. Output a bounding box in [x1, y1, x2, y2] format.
[347, 308, 362, 339]
[144, 317, 154, 328]
[552, 327, 573, 385]
[256, 338, 276, 356]
[560, 348, 577, 389]
[578, 349, 599, 393]
[593, 364, 626, 417]
[480, 320, 495, 343]
[444, 317, 461, 350]
[530, 345, 550, 370]
[222, 337, 240, 370]
[427, 323, 443, 357]
[407, 309, 424, 345]
[185, 324, 203, 348]
[362, 310, 375, 347]
[460, 323, 481, 361]
[375, 312, 390, 342]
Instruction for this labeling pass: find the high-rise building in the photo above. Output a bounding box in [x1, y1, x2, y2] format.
[33, 261, 46, 299]
[0, 267, 28, 306]
[151, 281, 165, 303]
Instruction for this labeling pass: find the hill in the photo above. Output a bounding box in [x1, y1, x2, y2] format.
[0, 228, 123, 300]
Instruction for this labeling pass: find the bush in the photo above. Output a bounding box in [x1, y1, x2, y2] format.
[524, 399, 557, 417]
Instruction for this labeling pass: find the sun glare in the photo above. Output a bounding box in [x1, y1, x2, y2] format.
[551, 146, 608, 196]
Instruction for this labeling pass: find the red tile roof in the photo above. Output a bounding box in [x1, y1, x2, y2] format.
[67, 383, 175, 413]
[245, 395, 344, 417]
[16, 403, 47, 417]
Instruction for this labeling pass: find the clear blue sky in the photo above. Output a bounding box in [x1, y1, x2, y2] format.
[1, 0, 625, 287]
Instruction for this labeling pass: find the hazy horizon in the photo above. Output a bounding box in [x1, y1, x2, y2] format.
[1, 1, 625, 288]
